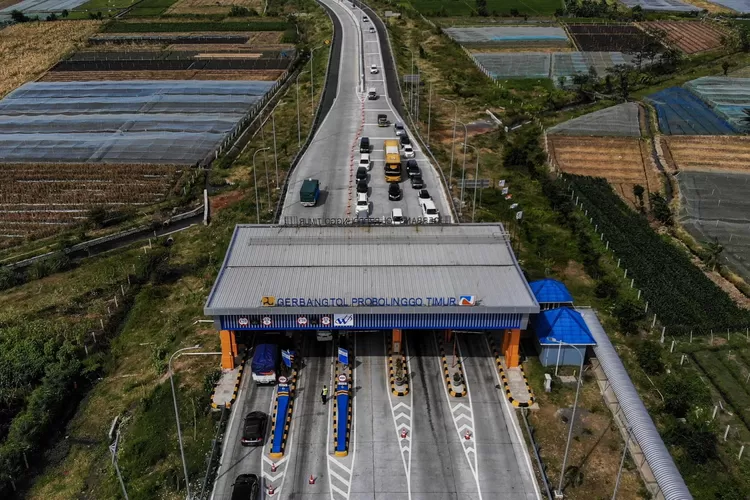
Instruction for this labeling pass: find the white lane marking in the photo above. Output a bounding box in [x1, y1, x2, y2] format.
[331, 483, 349, 498]
[484, 336, 543, 500]
[330, 467, 350, 485]
[435, 333, 483, 500]
[384, 333, 413, 500]
[329, 458, 352, 475]
[326, 334, 355, 500]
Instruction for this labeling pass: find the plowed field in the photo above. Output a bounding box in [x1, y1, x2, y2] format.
[40, 69, 284, 81]
[166, 0, 261, 15]
[547, 136, 661, 207]
[661, 136, 750, 173]
[640, 21, 725, 54]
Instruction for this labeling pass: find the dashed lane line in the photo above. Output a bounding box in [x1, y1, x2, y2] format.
[435, 333, 483, 500]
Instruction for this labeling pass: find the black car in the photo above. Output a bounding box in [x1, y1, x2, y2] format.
[410, 175, 424, 189]
[356, 180, 368, 194]
[406, 160, 420, 178]
[241, 411, 267, 446]
[399, 134, 411, 146]
[359, 136, 370, 153]
[231, 474, 259, 500]
[418, 189, 431, 200]
[388, 183, 402, 201]
[356, 166, 368, 182]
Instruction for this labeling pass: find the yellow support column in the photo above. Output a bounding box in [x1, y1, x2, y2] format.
[230, 330, 238, 358]
[220, 330, 235, 370]
[505, 329, 521, 368]
[392, 329, 402, 355]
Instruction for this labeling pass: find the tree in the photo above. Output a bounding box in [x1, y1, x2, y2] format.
[87, 206, 108, 227]
[476, 0, 488, 16]
[61, 9, 68, 17]
[635, 340, 664, 375]
[594, 275, 619, 299]
[703, 237, 723, 271]
[663, 413, 717, 464]
[633, 184, 645, 211]
[649, 193, 672, 225]
[630, 5, 644, 21]
[612, 297, 645, 334]
[10, 9, 29, 22]
[46, 12, 57, 21]
[661, 374, 709, 417]
[722, 60, 731, 76]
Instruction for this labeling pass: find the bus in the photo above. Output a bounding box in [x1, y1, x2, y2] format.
[384, 139, 401, 182]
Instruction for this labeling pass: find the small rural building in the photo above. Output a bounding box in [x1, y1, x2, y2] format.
[533, 307, 596, 367]
[529, 279, 574, 311]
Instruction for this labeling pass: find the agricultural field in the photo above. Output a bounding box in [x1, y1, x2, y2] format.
[41, 69, 284, 81]
[0, 164, 181, 242]
[568, 175, 750, 331]
[0, 20, 100, 98]
[124, 0, 178, 16]
[693, 349, 750, 429]
[547, 102, 643, 137]
[102, 20, 291, 33]
[685, 77, 750, 132]
[443, 26, 570, 49]
[69, 0, 139, 18]
[662, 135, 750, 281]
[166, 0, 261, 15]
[547, 136, 660, 207]
[639, 21, 726, 55]
[707, 0, 750, 12]
[618, 0, 700, 11]
[0, 0, 88, 16]
[647, 87, 736, 135]
[565, 23, 659, 52]
[0, 80, 275, 164]
[407, 0, 561, 16]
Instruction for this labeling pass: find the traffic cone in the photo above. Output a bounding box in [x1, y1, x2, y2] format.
[464, 430, 471, 440]
[271, 462, 278, 472]
[309, 474, 316, 485]
[268, 484, 275, 496]
[400, 428, 407, 438]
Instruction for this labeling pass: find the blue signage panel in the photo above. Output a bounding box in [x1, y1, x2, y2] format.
[338, 347, 349, 365]
[281, 349, 292, 367]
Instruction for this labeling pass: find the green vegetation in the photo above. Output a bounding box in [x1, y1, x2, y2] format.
[693, 350, 750, 431]
[124, 0, 179, 17]
[103, 20, 291, 32]
[567, 176, 750, 333]
[408, 0, 562, 17]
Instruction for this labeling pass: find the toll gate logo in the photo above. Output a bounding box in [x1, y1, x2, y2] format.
[334, 314, 355, 327]
[261, 296, 276, 306]
[458, 295, 476, 306]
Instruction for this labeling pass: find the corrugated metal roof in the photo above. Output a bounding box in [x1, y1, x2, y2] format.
[205, 224, 539, 316]
[529, 279, 574, 304]
[578, 308, 692, 500]
[535, 307, 596, 345]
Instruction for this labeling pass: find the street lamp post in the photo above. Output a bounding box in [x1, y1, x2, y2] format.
[456, 120, 468, 218]
[252, 147, 270, 224]
[549, 337, 586, 498]
[441, 98, 457, 190]
[296, 70, 309, 148]
[426, 81, 432, 147]
[169, 346, 222, 500]
[261, 127, 271, 208]
[463, 143, 481, 223]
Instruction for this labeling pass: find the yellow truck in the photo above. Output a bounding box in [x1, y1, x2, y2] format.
[384, 139, 401, 182]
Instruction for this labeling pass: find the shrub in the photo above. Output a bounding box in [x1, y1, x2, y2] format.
[594, 275, 619, 299]
[635, 340, 664, 375]
[612, 297, 645, 334]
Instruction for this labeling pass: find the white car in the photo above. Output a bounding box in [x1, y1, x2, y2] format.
[359, 153, 371, 170]
[370, 64, 378, 74]
[401, 143, 414, 158]
[362, 15, 369, 22]
[391, 208, 404, 225]
[420, 199, 439, 223]
[369, 26, 375, 33]
[356, 192, 369, 214]
[394, 121, 405, 136]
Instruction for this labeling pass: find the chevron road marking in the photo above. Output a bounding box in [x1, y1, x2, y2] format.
[385, 334, 413, 499]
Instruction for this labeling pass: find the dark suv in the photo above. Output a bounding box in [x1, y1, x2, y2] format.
[231, 474, 259, 500]
[399, 134, 411, 146]
[388, 183, 402, 201]
[410, 175, 424, 189]
[356, 166, 368, 182]
[406, 160, 420, 178]
[356, 180, 368, 194]
[359, 137, 370, 153]
[241, 411, 267, 446]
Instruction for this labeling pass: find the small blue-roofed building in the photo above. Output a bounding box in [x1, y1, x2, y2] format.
[529, 279, 574, 311]
[534, 307, 596, 367]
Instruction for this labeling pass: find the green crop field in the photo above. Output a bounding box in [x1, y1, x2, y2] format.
[693, 350, 750, 429]
[103, 20, 291, 32]
[408, 0, 563, 17]
[124, 0, 178, 17]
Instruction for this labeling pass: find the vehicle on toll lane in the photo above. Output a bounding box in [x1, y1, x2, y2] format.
[377, 113, 388, 127]
[241, 411, 268, 447]
[251, 344, 278, 385]
[410, 174, 424, 189]
[359, 153, 372, 171]
[384, 139, 402, 182]
[419, 189, 431, 200]
[360, 136, 370, 153]
[370, 64, 379, 74]
[394, 121, 405, 137]
[356, 180, 368, 194]
[388, 183, 402, 201]
[391, 208, 404, 225]
[299, 178, 320, 207]
[231, 474, 260, 500]
[420, 199, 440, 223]
[401, 143, 415, 159]
[356, 166, 368, 183]
[406, 159, 420, 179]
[369, 26, 375, 33]
[356, 192, 370, 214]
[367, 87, 378, 100]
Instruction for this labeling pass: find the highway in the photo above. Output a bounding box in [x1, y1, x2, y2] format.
[281, 0, 450, 224]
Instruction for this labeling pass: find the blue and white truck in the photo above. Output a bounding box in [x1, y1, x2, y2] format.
[251, 344, 278, 385]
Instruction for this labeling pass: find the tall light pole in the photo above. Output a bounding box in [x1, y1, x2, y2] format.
[456, 120, 468, 219]
[426, 81, 432, 147]
[310, 44, 324, 116]
[169, 345, 201, 500]
[252, 147, 270, 224]
[296, 70, 309, 148]
[549, 337, 585, 497]
[169, 346, 222, 500]
[271, 111, 279, 189]
[261, 126, 270, 208]
[463, 143, 480, 223]
[441, 98, 457, 190]
[612, 427, 633, 500]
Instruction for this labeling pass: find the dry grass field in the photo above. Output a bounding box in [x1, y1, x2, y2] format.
[661, 136, 750, 173]
[40, 69, 284, 81]
[640, 21, 726, 55]
[548, 136, 661, 207]
[0, 20, 101, 98]
[166, 0, 262, 15]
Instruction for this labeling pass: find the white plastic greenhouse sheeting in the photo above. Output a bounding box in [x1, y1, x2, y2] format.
[444, 26, 568, 44]
[0, 0, 87, 14]
[618, 0, 700, 11]
[0, 80, 274, 164]
[706, 0, 750, 12]
[578, 308, 693, 500]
